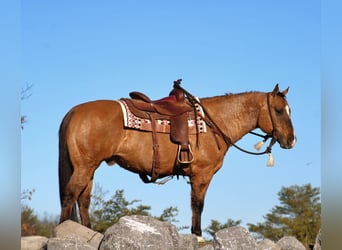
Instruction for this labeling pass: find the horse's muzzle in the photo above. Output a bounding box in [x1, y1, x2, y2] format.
[279, 135, 296, 149]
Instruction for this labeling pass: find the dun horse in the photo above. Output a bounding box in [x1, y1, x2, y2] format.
[58, 82, 296, 237]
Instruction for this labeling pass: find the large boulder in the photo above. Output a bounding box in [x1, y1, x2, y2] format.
[21, 236, 48, 250]
[276, 236, 305, 250]
[257, 238, 281, 250]
[47, 237, 97, 250]
[99, 215, 198, 250]
[213, 226, 258, 250]
[53, 219, 104, 249]
[198, 244, 214, 250]
[179, 233, 200, 250]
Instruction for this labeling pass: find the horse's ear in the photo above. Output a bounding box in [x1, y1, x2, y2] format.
[281, 87, 289, 96]
[271, 84, 280, 96]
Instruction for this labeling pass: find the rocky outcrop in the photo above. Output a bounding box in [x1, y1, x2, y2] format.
[214, 226, 258, 249]
[276, 236, 306, 250]
[257, 238, 281, 250]
[99, 215, 197, 250]
[47, 237, 97, 250]
[21, 236, 48, 250]
[53, 219, 103, 249]
[20, 216, 314, 250]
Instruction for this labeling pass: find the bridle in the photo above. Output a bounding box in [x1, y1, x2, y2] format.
[174, 81, 278, 159]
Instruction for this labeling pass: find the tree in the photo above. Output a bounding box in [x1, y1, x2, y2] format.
[21, 189, 58, 237]
[155, 206, 189, 231]
[90, 189, 151, 232]
[155, 206, 178, 223]
[248, 183, 321, 249]
[204, 218, 242, 238]
[21, 189, 38, 236]
[21, 205, 40, 236]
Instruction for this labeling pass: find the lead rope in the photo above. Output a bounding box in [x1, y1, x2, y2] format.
[173, 80, 276, 166]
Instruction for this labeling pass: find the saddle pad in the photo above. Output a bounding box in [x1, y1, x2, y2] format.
[116, 99, 207, 134]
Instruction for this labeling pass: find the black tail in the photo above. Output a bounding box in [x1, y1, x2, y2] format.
[58, 110, 78, 222]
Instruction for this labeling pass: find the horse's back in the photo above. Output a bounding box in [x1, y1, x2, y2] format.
[71, 99, 121, 115]
[69, 99, 122, 123]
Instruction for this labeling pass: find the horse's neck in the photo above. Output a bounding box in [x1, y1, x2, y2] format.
[201, 92, 265, 143]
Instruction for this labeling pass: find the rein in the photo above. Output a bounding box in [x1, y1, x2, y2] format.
[174, 80, 277, 158]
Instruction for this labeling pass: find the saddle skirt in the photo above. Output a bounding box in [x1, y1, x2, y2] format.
[117, 99, 207, 134]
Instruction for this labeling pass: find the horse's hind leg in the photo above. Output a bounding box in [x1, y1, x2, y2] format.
[77, 178, 93, 228]
[60, 168, 94, 226]
[60, 188, 78, 223]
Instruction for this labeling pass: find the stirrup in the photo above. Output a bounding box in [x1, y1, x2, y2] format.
[177, 144, 194, 164]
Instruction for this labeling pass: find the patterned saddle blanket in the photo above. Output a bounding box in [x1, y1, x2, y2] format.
[117, 99, 207, 134]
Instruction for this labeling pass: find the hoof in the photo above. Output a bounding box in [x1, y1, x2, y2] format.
[197, 236, 205, 243]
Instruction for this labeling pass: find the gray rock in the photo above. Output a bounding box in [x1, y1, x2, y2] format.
[214, 226, 258, 250]
[257, 238, 281, 250]
[277, 236, 305, 250]
[21, 236, 48, 250]
[313, 229, 321, 250]
[179, 233, 199, 250]
[53, 219, 103, 249]
[47, 237, 97, 250]
[99, 215, 197, 250]
[21, 217, 309, 250]
[198, 243, 214, 250]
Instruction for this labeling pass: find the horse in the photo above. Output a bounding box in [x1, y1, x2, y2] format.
[58, 83, 296, 237]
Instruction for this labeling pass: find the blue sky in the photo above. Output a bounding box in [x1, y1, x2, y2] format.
[20, 1, 320, 235]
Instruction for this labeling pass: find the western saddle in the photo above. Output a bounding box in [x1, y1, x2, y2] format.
[123, 79, 197, 183]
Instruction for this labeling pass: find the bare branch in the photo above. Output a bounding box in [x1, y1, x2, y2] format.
[21, 83, 33, 129]
[21, 83, 34, 101]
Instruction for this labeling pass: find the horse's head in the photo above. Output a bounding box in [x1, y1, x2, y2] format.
[259, 84, 296, 149]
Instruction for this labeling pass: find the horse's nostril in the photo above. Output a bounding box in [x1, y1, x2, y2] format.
[288, 136, 294, 144]
[288, 135, 296, 146]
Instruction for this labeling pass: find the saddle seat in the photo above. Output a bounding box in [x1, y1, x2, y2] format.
[128, 90, 193, 117]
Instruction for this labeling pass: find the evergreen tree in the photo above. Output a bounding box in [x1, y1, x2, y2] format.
[90, 189, 151, 233]
[156, 206, 179, 224]
[248, 183, 321, 249]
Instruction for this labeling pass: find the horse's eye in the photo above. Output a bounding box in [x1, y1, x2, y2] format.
[275, 108, 283, 115]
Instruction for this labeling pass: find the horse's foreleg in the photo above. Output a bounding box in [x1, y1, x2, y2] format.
[77, 178, 93, 228]
[190, 176, 212, 237]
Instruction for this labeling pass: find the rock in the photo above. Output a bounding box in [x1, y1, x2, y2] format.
[179, 233, 199, 250]
[213, 226, 258, 250]
[313, 229, 321, 250]
[257, 238, 281, 250]
[20, 217, 310, 250]
[277, 236, 305, 250]
[199, 243, 214, 250]
[47, 237, 97, 250]
[21, 236, 48, 250]
[99, 215, 198, 250]
[53, 219, 103, 249]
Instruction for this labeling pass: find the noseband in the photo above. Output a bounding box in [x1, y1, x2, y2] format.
[174, 82, 277, 165]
